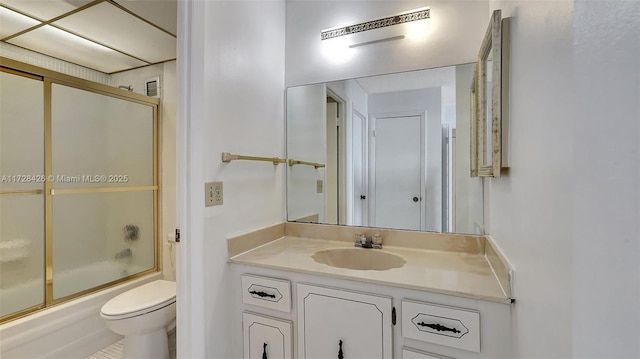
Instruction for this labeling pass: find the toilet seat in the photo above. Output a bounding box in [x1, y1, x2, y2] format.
[101, 280, 176, 320]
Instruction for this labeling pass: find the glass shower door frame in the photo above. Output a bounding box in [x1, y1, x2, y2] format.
[0, 57, 161, 323]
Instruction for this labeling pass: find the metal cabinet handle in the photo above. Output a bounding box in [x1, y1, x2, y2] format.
[262, 342, 267, 359]
[417, 321, 461, 333]
[249, 290, 276, 299]
[338, 340, 344, 359]
[360, 195, 366, 200]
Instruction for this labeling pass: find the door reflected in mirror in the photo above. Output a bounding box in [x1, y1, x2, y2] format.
[286, 64, 484, 235]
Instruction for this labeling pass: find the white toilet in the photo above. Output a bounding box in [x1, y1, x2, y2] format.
[101, 280, 176, 359]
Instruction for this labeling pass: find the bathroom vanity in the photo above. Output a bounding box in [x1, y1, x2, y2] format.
[228, 223, 513, 359]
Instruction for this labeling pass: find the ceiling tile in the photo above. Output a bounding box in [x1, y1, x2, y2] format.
[113, 0, 176, 36]
[0, 6, 40, 39]
[0, 0, 92, 21]
[53, 2, 176, 63]
[7, 25, 147, 73]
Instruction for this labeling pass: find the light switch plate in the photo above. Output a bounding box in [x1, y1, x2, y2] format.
[205, 181, 223, 207]
[316, 180, 323, 193]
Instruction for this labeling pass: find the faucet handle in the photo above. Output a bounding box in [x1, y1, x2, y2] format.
[372, 233, 382, 246]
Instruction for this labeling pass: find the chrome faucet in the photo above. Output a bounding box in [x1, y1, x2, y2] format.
[354, 233, 382, 249]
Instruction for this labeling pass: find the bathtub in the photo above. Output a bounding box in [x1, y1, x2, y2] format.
[0, 263, 162, 359]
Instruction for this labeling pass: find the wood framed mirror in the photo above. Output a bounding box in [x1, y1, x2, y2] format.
[470, 63, 479, 177]
[477, 9, 503, 177]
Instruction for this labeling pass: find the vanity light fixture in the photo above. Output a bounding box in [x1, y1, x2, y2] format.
[321, 7, 430, 51]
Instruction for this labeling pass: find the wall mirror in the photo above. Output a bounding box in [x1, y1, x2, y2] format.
[476, 9, 508, 177]
[286, 63, 484, 235]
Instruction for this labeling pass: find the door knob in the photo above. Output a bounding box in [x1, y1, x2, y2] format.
[413, 197, 419, 202]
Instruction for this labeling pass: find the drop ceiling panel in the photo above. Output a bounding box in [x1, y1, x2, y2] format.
[53, 2, 176, 63]
[7, 25, 147, 73]
[0, 6, 40, 39]
[0, 0, 92, 21]
[113, 0, 177, 36]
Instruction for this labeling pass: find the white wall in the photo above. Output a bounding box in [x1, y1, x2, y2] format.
[285, 0, 489, 86]
[487, 0, 640, 357]
[177, 0, 286, 357]
[486, 1, 574, 356]
[571, 0, 639, 356]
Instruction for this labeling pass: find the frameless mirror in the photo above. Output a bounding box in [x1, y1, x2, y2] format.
[286, 64, 484, 235]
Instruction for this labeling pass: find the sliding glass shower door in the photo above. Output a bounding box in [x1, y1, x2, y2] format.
[0, 70, 46, 318]
[50, 83, 157, 301]
[0, 60, 159, 322]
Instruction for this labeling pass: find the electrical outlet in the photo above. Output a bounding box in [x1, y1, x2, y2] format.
[316, 180, 323, 193]
[205, 181, 223, 207]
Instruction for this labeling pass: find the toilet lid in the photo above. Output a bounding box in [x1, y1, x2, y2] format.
[101, 280, 176, 318]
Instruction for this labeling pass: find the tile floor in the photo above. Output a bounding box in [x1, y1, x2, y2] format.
[85, 330, 176, 359]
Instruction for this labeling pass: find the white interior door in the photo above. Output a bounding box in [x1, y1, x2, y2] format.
[371, 115, 422, 230]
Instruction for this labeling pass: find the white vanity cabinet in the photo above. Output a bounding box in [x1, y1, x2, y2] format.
[297, 283, 393, 359]
[232, 266, 512, 359]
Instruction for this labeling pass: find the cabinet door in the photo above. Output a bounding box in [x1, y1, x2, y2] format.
[243, 312, 292, 359]
[298, 283, 392, 359]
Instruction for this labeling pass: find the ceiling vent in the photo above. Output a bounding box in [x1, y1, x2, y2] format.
[145, 77, 160, 98]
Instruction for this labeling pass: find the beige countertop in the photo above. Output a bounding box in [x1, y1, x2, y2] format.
[229, 236, 511, 304]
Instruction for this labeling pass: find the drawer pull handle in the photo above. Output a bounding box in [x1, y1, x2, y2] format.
[262, 343, 267, 359]
[249, 290, 276, 299]
[417, 322, 461, 334]
[338, 339, 344, 359]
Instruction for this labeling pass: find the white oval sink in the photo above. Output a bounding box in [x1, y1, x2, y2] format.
[312, 248, 406, 271]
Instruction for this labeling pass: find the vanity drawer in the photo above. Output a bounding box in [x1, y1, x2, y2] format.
[241, 274, 291, 312]
[401, 300, 480, 353]
[402, 347, 453, 359]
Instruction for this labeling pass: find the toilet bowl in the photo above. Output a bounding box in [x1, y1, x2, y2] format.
[101, 280, 176, 359]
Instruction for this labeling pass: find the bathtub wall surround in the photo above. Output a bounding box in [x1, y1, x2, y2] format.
[0, 273, 162, 359]
[227, 222, 513, 302]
